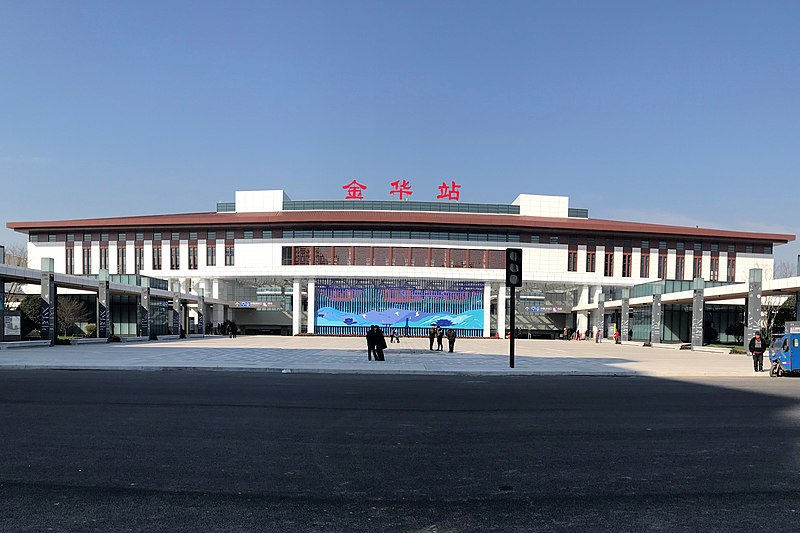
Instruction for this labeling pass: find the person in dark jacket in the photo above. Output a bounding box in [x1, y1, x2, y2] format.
[748, 331, 767, 372]
[366, 326, 376, 361]
[429, 325, 437, 351]
[446, 328, 457, 353]
[436, 326, 444, 351]
[374, 327, 387, 361]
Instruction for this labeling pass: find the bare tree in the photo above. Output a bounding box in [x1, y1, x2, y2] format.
[761, 260, 795, 335]
[3, 243, 28, 310]
[56, 296, 90, 336]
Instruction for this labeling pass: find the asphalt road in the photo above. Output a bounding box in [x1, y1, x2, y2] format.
[2, 370, 800, 532]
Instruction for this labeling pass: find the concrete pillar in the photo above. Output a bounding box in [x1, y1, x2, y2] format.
[197, 288, 205, 337]
[691, 277, 704, 348]
[651, 285, 663, 344]
[483, 283, 492, 338]
[97, 269, 110, 339]
[595, 293, 605, 338]
[796, 255, 800, 321]
[172, 293, 182, 335]
[40, 258, 56, 346]
[292, 280, 301, 335]
[621, 288, 630, 342]
[306, 279, 315, 334]
[745, 268, 763, 349]
[576, 285, 589, 335]
[212, 303, 224, 331]
[0, 245, 5, 342]
[497, 285, 506, 338]
[139, 286, 151, 338]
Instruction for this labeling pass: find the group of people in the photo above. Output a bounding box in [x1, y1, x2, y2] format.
[366, 325, 387, 361]
[428, 325, 457, 353]
[218, 320, 238, 338]
[365, 325, 459, 360]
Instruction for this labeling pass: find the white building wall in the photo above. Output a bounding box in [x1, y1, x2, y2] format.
[511, 194, 569, 217]
[235, 190, 287, 213]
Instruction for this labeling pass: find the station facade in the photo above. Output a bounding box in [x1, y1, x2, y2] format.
[8, 189, 795, 341]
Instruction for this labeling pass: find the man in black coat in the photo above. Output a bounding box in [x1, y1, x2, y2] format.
[748, 330, 767, 372]
[374, 327, 387, 361]
[428, 325, 436, 351]
[446, 328, 457, 353]
[366, 326, 376, 361]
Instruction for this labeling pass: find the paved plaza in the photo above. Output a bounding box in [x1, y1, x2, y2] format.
[0, 335, 764, 377]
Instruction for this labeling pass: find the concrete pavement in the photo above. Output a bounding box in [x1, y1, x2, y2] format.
[0, 335, 764, 377]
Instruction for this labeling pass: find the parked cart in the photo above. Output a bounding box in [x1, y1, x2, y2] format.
[769, 322, 800, 377]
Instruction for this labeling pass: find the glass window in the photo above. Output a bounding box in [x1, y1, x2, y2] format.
[450, 248, 467, 268]
[225, 245, 235, 266]
[604, 252, 614, 276]
[281, 246, 292, 265]
[586, 251, 596, 273]
[468, 249, 486, 269]
[313, 246, 332, 265]
[333, 230, 353, 239]
[243, 230, 253, 240]
[207, 230, 216, 240]
[67, 233, 74, 242]
[372, 247, 390, 266]
[694, 242, 702, 252]
[226, 230, 235, 240]
[82, 248, 91, 274]
[153, 232, 162, 241]
[206, 244, 216, 266]
[118, 233, 126, 242]
[430, 248, 446, 268]
[641, 240, 649, 249]
[622, 252, 632, 277]
[48, 234, 56, 242]
[171, 232, 180, 241]
[550, 236, 559, 245]
[293, 246, 311, 265]
[659, 241, 667, 250]
[676, 242, 684, 251]
[189, 231, 198, 241]
[188, 245, 198, 269]
[152, 246, 162, 270]
[392, 248, 410, 266]
[711, 243, 718, 253]
[83, 233, 92, 242]
[135, 232, 144, 241]
[746, 245, 753, 254]
[354, 230, 372, 239]
[134, 246, 144, 274]
[675, 256, 685, 280]
[117, 246, 126, 274]
[101, 233, 109, 242]
[65, 248, 74, 274]
[567, 251, 578, 272]
[411, 248, 429, 267]
[170, 246, 180, 270]
[333, 246, 351, 265]
[764, 245, 772, 254]
[353, 247, 371, 266]
[99, 248, 109, 270]
[29, 234, 38, 242]
[728, 244, 735, 253]
[640, 254, 650, 278]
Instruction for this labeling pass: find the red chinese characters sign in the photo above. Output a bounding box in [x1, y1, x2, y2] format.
[436, 180, 461, 201]
[342, 180, 367, 200]
[389, 179, 413, 200]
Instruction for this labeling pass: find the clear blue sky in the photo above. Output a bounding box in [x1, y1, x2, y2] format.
[2, 1, 798, 265]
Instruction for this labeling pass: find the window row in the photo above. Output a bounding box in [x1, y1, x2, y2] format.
[30, 231, 774, 255]
[568, 250, 737, 281]
[72, 244, 236, 274]
[282, 246, 506, 269]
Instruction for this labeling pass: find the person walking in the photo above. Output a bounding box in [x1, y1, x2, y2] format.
[595, 330, 601, 343]
[429, 325, 437, 351]
[436, 326, 444, 351]
[390, 328, 400, 343]
[231, 322, 238, 338]
[446, 328, 457, 353]
[614, 330, 620, 344]
[374, 327, 387, 361]
[749, 330, 767, 372]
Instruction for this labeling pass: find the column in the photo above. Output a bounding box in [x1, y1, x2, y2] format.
[197, 287, 205, 337]
[213, 303, 224, 331]
[745, 268, 763, 350]
[292, 280, 301, 335]
[306, 279, 315, 334]
[483, 283, 492, 338]
[576, 285, 589, 335]
[0, 245, 5, 342]
[691, 277, 704, 348]
[172, 293, 182, 336]
[139, 286, 151, 338]
[97, 269, 110, 339]
[621, 288, 630, 342]
[40, 258, 56, 346]
[796, 255, 800, 321]
[596, 293, 605, 338]
[497, 285, 506, 338]
[651, 286, 662, 345]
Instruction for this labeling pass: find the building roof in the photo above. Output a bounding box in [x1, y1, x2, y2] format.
[7, 210, 795, 244]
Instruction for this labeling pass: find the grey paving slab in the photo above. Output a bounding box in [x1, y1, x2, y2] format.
[0, 335, 764, 378]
